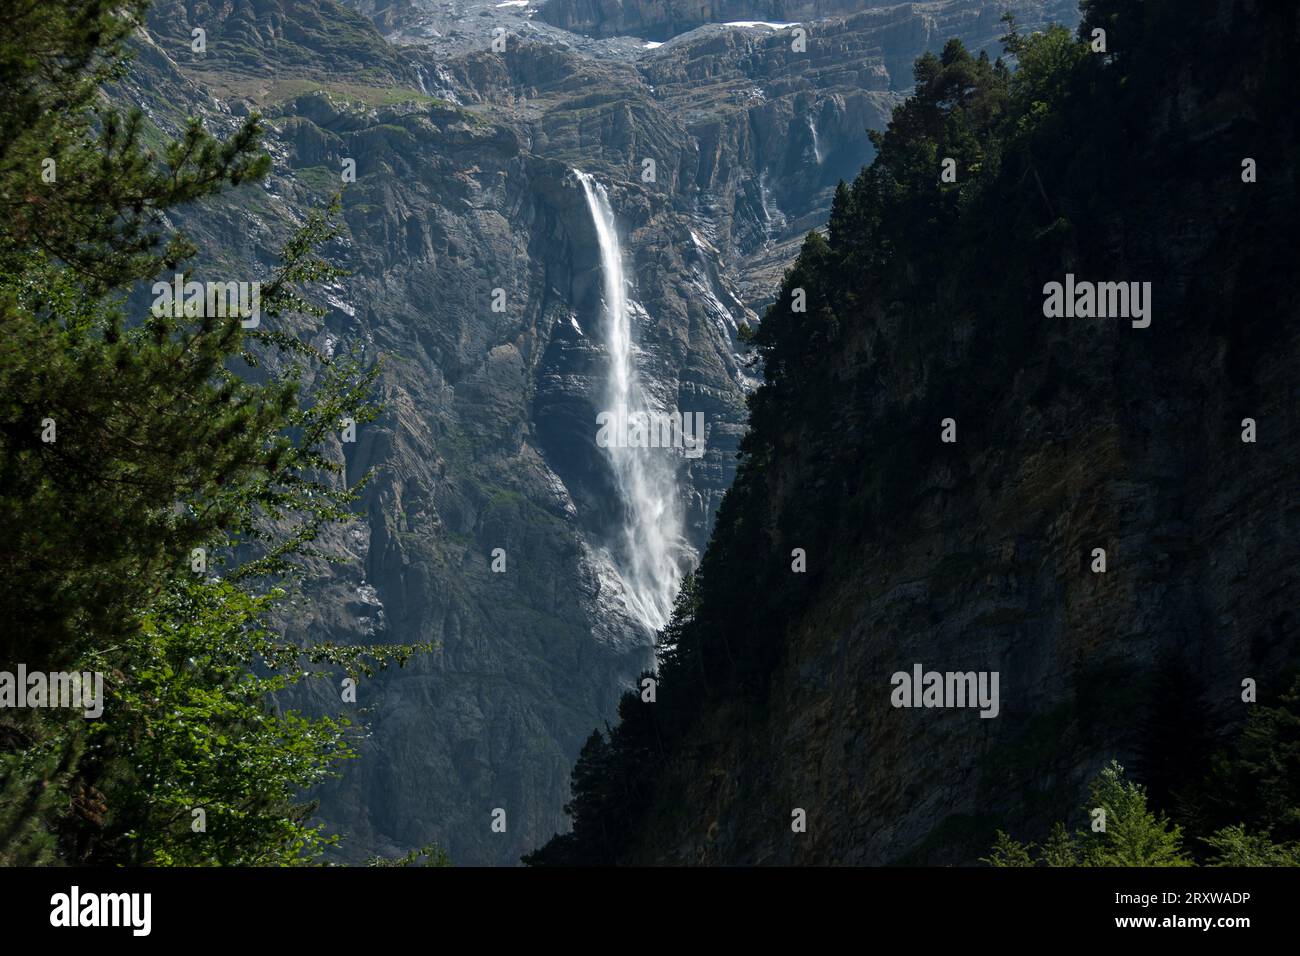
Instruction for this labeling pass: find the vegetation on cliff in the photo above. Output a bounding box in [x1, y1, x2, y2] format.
[0, 0, 426, 865]
[987, 675, 1300, 866]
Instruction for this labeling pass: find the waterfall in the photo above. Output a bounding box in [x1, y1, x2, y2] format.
[808, 116, 825, 165]
[574, 170, 686, 634]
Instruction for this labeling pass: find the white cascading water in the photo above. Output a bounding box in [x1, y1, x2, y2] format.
[574, 170, 685, 633]
[808, 116, 825, 165]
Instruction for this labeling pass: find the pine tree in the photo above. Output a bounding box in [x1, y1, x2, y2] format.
[0, 0, 275, 670]
[1197, 676, 1300, 844]
[0, 0, 430, 865]
[982, 763, 1192, 867]
[1079, 761, 1191, 866]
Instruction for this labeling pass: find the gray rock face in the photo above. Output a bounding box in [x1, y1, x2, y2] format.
[128, 0, 1077, 863]
[259, 97, 754, 864]
[533, 0, 1075, 45]
[535, 0, 891, 41]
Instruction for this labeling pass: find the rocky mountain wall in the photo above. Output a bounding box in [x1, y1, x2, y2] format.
[128, 0, 1076, 863]
[618, 0, 1300, 865]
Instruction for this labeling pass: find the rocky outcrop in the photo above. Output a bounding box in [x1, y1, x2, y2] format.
[534, 0, 1075, 43]
[536, 0, 885, 40]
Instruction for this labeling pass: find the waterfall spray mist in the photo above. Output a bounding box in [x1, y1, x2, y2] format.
[574, 170, 686, 633]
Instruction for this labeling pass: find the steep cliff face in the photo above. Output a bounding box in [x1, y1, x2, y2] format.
[132, 3, 751, 864]
[534, 0, 1075, 45]
[535, 0, 885, 40]
[127, 0, 1080, 864]
[578, 0, 1300, 865]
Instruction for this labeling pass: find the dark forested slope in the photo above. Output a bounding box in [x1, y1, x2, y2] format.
[528, 0, 1300, 865]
